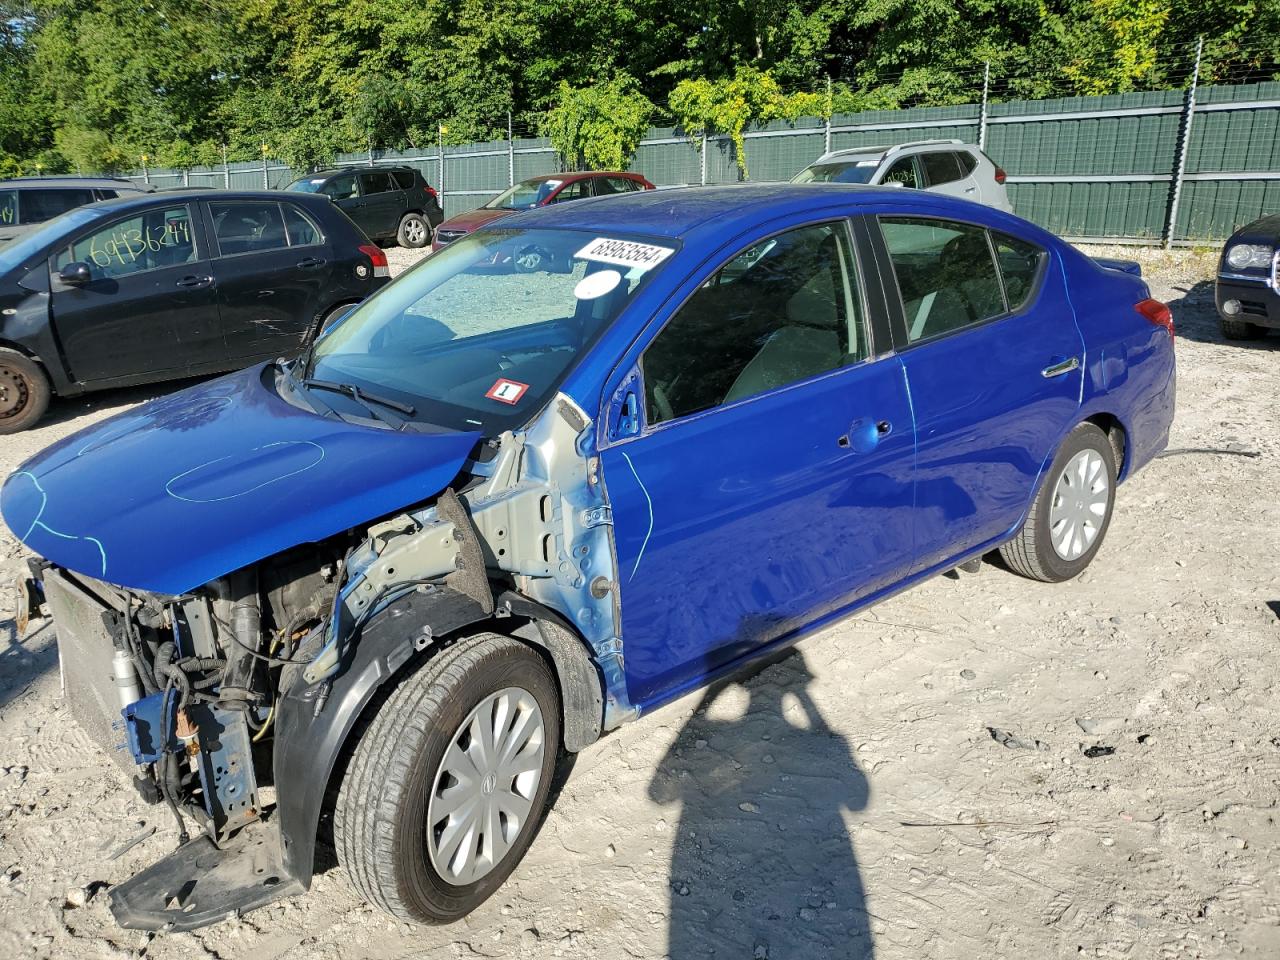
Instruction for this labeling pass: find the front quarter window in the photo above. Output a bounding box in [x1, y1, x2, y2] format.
[0, 190, 16, 226]
[307, 228, 676, 433]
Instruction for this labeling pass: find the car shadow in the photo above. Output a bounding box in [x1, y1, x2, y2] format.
[1167, 280, 1280, 351]
[648, 649, 874, 960]
[39, 375, 220, 430]
[0, 615, 57, 711]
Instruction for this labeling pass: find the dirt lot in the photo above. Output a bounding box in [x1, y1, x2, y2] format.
[1, 243, 1278, 960]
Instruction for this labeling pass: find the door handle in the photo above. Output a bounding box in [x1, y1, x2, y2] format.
[1041, 356, 1081, 378]
[297, 257, 326, 270]
[175, 275, 213, 288]
[838, 418, 892, 452]
[964, 186, 977, 194]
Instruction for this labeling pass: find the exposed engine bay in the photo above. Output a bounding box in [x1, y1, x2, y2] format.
[17, 394, 625, 930]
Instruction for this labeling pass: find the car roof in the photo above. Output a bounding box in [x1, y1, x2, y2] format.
[303, 166, 416, 180]
[522, 171, 645, 185]
[814, 139, 969, 164]
[85, 188, 332, 214]
[0, 176, 151, 190]
[499, 181, 1003, 242]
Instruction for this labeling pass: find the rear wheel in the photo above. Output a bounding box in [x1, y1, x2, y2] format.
[335, 633, 561, 924]
[397, 212, 431, 248]
[1000, 422, 1117, 582]
[0, 349, 51, 434]
[317, 302, 354, 336]
[1220, 315, 1266, 340]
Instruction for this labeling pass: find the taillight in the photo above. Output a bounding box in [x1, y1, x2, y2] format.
[424, 185, 438, 201]
[358, 243, 389, 279]
[1136, 298, 1173, 337]
[993, 165, 1007, 185]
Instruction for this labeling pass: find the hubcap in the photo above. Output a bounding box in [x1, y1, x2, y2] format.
[1048, 449, 1109, 561]
[405, 218, 426, 244]
[426, 687, 545, 886]
[0, 365, 30, 420]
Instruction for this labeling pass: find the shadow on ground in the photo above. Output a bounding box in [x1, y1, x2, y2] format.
[649, 650, 874, 960]
[39, 374, 218, 430]
[1168, 280, 1280, 351]
[0, 616, 57, 712]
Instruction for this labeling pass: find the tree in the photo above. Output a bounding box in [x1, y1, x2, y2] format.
[542, 74, 654, 170]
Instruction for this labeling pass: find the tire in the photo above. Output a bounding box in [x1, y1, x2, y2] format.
[1220, 315, 1266, 340]
[0, 348, 52, 434]
[397, 212, 431, 249]
[999, 422, 1117, 583]
[335, 633, 561, 924]
[318, 303, 354, 336]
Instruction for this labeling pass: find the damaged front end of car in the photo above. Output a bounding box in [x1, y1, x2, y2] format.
[9, 390, 629, 931]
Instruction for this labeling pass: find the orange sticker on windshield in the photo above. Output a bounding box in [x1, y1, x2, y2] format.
[485, 378, 529, 405]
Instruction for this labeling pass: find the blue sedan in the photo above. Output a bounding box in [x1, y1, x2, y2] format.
[1, 184, 1175, 930]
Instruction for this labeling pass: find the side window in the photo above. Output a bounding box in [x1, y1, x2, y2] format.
[551, 180, 591, 203]
[210, 201, 288, 256]
[881, 156, 919, 189]
[879, 217, 1007, 343]
[920, 152, 963, 187]
[57, 205, 196, 279]
[642, 222, 867, 425]
[992, 232, 1046, 312]
[389, 170, 414, 190]
[360, 171, 394, 195]
[95, 189, 119, 200]
[22, 188, 94, 223]
[320, 175, 358, 200]
[282, 204, 324, 246]
[955, 151, 978, 176]
[0, 190, 15, 226]
[612, 178, 640, 193]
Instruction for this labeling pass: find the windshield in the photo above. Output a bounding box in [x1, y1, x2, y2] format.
[0, 207, 103, 272]
[792, 160, 880, 184]
[484, 180, 560, 211]
[306, 227, 677, 434]
[286, 178, 326, 193]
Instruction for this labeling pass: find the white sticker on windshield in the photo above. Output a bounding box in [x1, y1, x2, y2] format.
[856, 160, 879, 167]
[576, 237, 674, 271]
[574, 269, 622, 300]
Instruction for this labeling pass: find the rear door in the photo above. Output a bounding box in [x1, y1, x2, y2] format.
[872, 214, 1083, 572]
[600, 219, 916, 707]
[953, 151, 984, 203]
[357, 171, 401, 238]
[49, 202, 222, 382]
[319, 173, 367, 235]
[207, 199, 333, 360]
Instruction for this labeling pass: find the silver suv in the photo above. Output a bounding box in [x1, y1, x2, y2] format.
[0, 176, 153, 246]
[792, 140, 1013, 213]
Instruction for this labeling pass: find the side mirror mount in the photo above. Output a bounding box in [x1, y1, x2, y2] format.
[608, 369, 643, 441]
[58, 261, 91, 286]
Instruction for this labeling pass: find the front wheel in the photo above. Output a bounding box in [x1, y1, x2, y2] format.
[1220, 315, 1266, 340]
[335, 633, 561, 924]
[397, 212, 431, 249]
[0, 348, 52, 434]
[999, 422, 1117, 582]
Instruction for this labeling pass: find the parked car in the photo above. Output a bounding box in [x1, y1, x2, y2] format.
[1215, 213, 1279, 339]
[0, 175, 154, 246]
[0, 189, 390, 432]
[4, 183, 1174, 932]
[431, 171, 654, 250]
[792, 140, 1013, 213]
[286, 166, 443, 248]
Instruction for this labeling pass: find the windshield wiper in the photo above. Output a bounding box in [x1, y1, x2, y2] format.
[301, 378, 417, 425]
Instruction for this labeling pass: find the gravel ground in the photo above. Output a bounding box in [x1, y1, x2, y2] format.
[2, 242, 1279, 959]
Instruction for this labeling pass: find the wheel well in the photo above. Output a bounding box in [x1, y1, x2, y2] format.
[1084, 413, 1127, 477]
[0, 340, 54, 388]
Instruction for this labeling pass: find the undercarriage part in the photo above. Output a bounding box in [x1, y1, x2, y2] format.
[112, 647, 143, 711]
[186, 702, 261, 845]
[215, 571, 263, 702]
[516, 616, 604, 752]
[108, 813, 303, 932]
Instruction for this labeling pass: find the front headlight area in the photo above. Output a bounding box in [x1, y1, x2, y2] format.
[1224, 243, 1275, 271]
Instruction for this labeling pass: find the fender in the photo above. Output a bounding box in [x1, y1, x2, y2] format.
[273, 585, 606, 888]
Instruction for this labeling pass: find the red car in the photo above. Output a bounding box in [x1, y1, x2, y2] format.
[431, 171, 654, 250]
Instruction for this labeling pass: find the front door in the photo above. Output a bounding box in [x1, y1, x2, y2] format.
[49, 202, 223, 383]
[873, 215, 1084, 572]
[320, 173, 367, 235]
[357, 171, 401, 238]
[206, 199, 331, 360]
[600, 220, 917, 708]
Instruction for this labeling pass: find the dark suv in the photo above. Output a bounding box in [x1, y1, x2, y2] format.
[0, 189, 391, 431]
[1, 176, 154, 246]
[286, 166, 444, 248]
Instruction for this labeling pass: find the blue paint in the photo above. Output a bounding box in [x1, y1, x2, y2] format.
[1, 365, 480, 595]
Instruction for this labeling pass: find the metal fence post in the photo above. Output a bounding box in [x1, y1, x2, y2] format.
[978, 61, 991, 149]
[700, 133, 708, 186]
[438, 125, 445, 206]
[368, 140, 374, 167]
[222, 144, 230, 188]
[183, 169, 190, 187]
[507, 112, 515, 187]
[1164, 38, 1203, 249]
[261, 143, 269, 189]
[824, 76, 832, 155]
[141, 154, 149, 184]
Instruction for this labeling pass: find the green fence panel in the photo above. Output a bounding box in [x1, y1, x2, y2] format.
[1009, 180, 1168, 239]
[1176, 179, 1280, 241]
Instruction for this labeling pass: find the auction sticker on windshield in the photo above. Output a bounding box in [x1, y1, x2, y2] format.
[576, 237, 674, 271]
[485, 378, 530, 405]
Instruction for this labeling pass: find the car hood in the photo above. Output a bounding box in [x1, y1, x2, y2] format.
[1, 364, 481, 595]
[438, 208, 516, 233]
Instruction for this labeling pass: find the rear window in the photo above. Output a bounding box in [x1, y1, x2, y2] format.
[389, 170, 415, 190]
[283, 204, 324, 246]
[21, 188, 95, 224]
[956, 151, 978, 176]
[992, 232, 1046, 311]
[211, 201, 288, 256]
[361, 172, 394, 195]
[0, 190, 15, 227]
[920, 152, 963, 187]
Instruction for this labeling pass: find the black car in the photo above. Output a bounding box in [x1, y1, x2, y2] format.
[1216, 214, 1280, 340]
[285, 166, 444, 248]
[1, 175, 154, 246]
[0, 189, 390, 432]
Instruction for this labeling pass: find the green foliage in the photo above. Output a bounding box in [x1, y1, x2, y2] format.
[0, 0, 1273, 175]
[542, 75, 654, 170]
